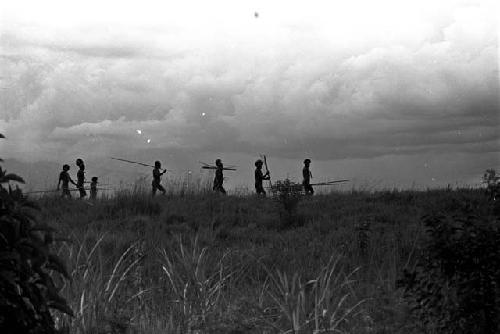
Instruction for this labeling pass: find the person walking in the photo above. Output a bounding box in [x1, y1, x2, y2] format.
[302, 159, 314, 195]
[90, 176, 98, 200]
[255, 159, 270, 196]
[75, 158, 87, 198]
[57, 164, 76, 198]
[213, 159, 226, 195]
[152, 160, 167, 196]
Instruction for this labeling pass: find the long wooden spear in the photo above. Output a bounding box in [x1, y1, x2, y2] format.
[25, 187, 113, 194]
[110, 157, 171, 172]
[260, 154, 272, 189]
[309, 180, 349, 186]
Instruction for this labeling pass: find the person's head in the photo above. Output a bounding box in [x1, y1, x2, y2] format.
[91, 177, 98, 182]
[155, 161, 161, 168]
[255, 159, 263, 168]
[63, 164, 70, 171]
[76, 158, 84, 166]
[304, 158, 311, 166]
[215, 159, 222, 166]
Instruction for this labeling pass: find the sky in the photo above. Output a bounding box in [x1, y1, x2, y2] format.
[0, 0, 499, 191]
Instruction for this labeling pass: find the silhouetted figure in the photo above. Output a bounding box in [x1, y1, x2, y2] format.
[255, 159, 270, 196]
[57, 164, 76, 198]
[75, 158, 87, 198]
[152, 161, 166, 196]
[213, 159, 226, 195]
[90, 176, 98, 200]
[302, 159, 314, 195]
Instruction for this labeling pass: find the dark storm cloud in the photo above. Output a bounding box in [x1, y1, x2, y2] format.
[0, 1, 498, 165]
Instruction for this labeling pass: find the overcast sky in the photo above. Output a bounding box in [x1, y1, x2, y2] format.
[0, 0, 499, 190]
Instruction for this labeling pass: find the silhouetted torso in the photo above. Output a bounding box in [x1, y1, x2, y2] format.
[153, 168, 162, 185]
[302, 166, 311, 185]
[59, 171, 70, 189]
[77, 169, 85, 187]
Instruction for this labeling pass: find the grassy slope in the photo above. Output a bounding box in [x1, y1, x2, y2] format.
[37, 188, 488, 333]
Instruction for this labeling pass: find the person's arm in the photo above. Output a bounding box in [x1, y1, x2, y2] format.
[69, 176, 77, 186]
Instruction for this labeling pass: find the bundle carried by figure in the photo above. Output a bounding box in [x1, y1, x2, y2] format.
[199, 161, 237, 171]
[200, 159, 236, 195]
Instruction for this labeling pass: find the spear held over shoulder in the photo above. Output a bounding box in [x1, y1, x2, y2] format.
[110, 157, 171, 172]
[260, 154, 272, 189]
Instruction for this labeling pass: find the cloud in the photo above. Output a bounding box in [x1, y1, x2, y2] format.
[0, 0, 498, 166]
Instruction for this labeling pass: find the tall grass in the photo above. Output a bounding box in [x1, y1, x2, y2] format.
[38, 187, 490, 333]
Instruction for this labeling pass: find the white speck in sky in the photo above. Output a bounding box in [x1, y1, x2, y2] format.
[136, 129, 142, 135]
[431, 177, 436, 181]
[201, 112, 206, 116]
[147, 139, 151, 143]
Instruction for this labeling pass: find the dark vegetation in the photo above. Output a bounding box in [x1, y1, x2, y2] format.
[1, 132, 498, 333]
[400, 195, 499, 333]
[0, 134, 72, 333]
[29, 185, 500, 333]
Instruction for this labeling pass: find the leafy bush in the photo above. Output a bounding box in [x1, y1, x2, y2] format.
[399, 208, 500, 334]
[483, 168, 499, 201]
[0, 134, 73, 333]
[271, 179, 303, 229]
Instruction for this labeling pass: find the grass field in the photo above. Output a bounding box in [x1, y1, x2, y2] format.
[35, 187, 492, 333]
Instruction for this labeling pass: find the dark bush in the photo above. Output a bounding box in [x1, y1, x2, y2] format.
[399, 207, 500, 334]
[0, 134, 73, 333]
[272, 179, 303, 229]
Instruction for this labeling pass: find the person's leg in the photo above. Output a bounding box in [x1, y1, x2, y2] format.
[256, 186, 266, 196]
[219, 186, 227, 195]
[79, 187, 87, 198]
[158, 184, 166, 195]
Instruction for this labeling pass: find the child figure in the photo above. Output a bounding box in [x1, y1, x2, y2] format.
[57, 164, 77, 198]
[90, 176, 98, 200]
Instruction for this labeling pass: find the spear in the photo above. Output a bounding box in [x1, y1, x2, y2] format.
[110, 157, 171, 172]
[309, 180, 349, 186]
[260, 154, 272, 189]
[83, 181, 113, 186]
[25, 187, 113, 194]
[201, 166, 237, 171]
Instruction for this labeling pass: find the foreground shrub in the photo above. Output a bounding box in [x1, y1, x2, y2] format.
[272, 179, 303, 229]
[0, 134, 73, 333]
[483, 169, 499, 200]
[400, 209, 500, 334]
